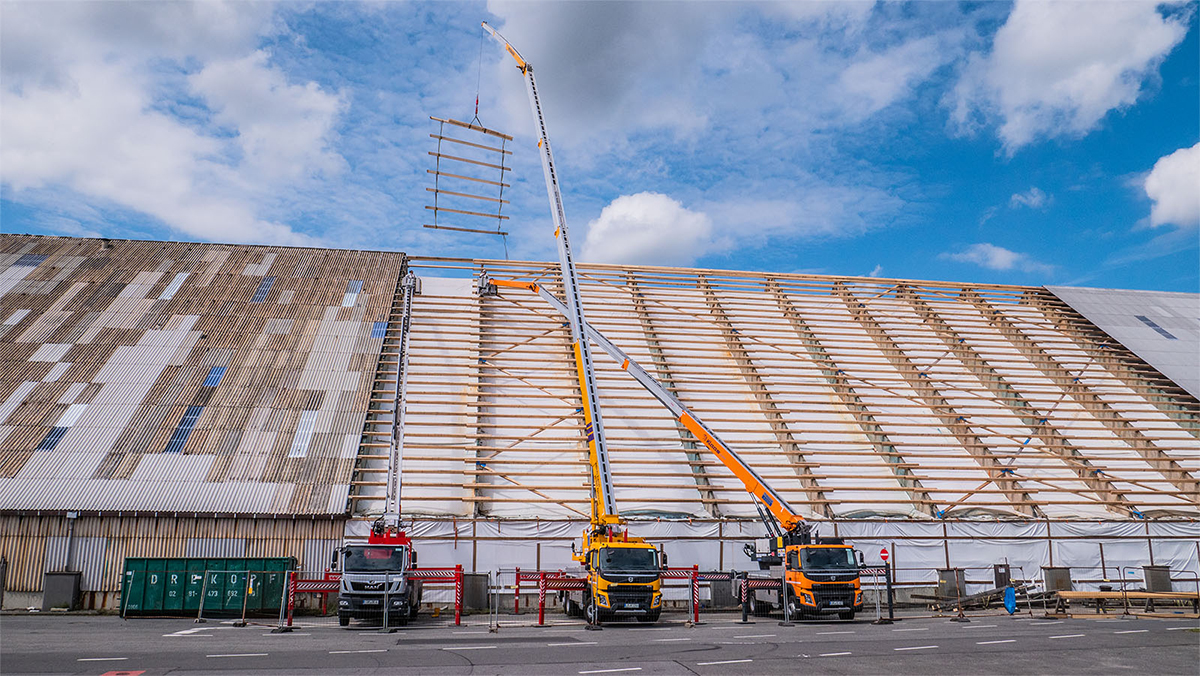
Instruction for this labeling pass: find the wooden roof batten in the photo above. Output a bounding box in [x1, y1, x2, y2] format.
[626, 274, 721, 517]
[834, 282, 1043, 518]
[698, 275, 832, 518]
[966, 289, 1200, 502]
[896, 284, 1135, 518]
[767, 278, 938, 517]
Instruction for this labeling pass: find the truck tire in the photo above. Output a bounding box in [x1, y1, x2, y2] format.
[338, 613, 350, 627]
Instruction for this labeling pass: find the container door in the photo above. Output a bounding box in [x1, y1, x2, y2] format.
[163, 559, 186, 613]
[185, 560, 206, 612]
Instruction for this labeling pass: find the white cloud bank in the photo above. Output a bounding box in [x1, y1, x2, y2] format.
[951, 0, 1189, 153]
[580, 193, 712, 266]
[942, 243, 1052, 274]
[0, 1, 342, 245]
[1144, 142, 1200, 228]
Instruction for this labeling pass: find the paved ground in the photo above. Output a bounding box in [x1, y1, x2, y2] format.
[1, 611, 1196, 675]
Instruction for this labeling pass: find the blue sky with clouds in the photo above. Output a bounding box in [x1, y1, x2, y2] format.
[2, 1, 1197, 291]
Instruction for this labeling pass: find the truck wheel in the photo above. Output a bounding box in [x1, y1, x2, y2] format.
[338, 613, 350, 627]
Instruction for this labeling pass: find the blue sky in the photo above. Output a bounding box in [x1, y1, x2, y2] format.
[2, 1, 1197, 291]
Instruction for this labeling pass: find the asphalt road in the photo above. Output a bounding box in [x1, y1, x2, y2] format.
[1, 612, 1196, 675]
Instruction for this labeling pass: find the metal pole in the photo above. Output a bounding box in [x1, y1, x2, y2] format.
[885, 562, 895, 622]
[537, 572, 546, 626]
[235, 571, 251, 627]
[778, 564, 793, 626]
[455, 565, 463, 626]
[272, 571, 291, 633]
[194, 570, 210, 624]
[515, 567, 521, 615]
[287, 571, 296, 628]
[740, 572, 750, 624]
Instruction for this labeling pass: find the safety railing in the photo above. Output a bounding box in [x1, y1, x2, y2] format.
[272, 565, 463, 632]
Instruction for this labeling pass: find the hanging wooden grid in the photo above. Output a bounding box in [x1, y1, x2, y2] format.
[425, 116, 513, 239]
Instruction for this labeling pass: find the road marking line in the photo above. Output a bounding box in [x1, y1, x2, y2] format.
[1037, 620, 1063, 625]
[819, 652, 852, 657]
[263, 632, 311, 636]
[330, 649, 388, 654]
[1049, 634, 1085, 639]
[1114, 630, 1148, 634]
[735, 633, 776, 638]
[548, 641, 599, 646]
[962, 624, 997, 629]
[655, 637, 692, 642]
[976, 639, 1015, 645]
[442, 646, 496, 651]
[697, 659, 752, 666]
[77, 657, 129, 662]
[1166, 627, 1198, 631]
[206, 653, 267, 658]
[163, 627, 212, 637]
[893, 627, 929, 632]
[894, 645, 938, 651]
[630, 627, 671, 631]
[816, 630, 854, 635]
[454, 631, 488, 634]
[579, 669, 642, 674]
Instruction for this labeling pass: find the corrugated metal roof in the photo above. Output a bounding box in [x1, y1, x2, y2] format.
[1048, 285, 1200, 400]
[0, 235, 405, 515]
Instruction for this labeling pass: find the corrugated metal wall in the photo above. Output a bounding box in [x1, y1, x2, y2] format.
[0, 514, 344, 594]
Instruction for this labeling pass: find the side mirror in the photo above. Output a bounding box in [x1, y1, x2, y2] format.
[410, 550, 418, 566]
[660, 551, 668, 568]
[330, 549, 339, 571]
[856, 550, 865, 566]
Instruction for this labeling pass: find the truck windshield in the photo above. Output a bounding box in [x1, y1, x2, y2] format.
[343, 546, 407, 572]
[802, 548, 857, 570]
[599, 548, 658, 572]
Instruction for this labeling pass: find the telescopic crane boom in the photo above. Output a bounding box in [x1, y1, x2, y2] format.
[482, 21, 619, 530]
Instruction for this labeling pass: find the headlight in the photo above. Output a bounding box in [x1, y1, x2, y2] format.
[801, 593, 814, 605]
[855, 592, 863, 604]
[652, 593, 662, 607]
[597, 593, 610, 608]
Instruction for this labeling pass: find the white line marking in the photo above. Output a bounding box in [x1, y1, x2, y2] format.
[548, 641, 599, 646]
[976, 639, 1016, 645]
[442, 646, 496, 651]
[697, 659, 752, 666]
[163, 627, 212, 637]
[1037, 620, 1063, 625]
[1114, 630, 1148, 634]
[819, 652, 852, 657]
[579, 669, 642, 674]
[1049, 634, 1085, 639]
[630, 627, 671, 631]
[962, 624, 997, 629]
[655, 637, 692, 642]
[893, 627, 929, 632]
[454, 631, 488, 634]
[263, 632, 311, 636]
[735, 633, 776, 638]
[816, 630, 855, 635]
[207, 653, 268, 658]
[1166, 626, 1198, 631]
[894, 645, 938, 651]
[330, 649, 388, 654]
[77, 657, 128, 662]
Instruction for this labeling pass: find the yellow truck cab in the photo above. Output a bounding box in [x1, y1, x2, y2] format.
[568, 528, 665, 623]
[783, 540, 864, 620]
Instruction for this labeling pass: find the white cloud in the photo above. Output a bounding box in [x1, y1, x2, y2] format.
[0, 1, 335, 246]
[1009, 186, 1049, 210]
[868, 264, 884, 277]
[950, 0, 1189, 153]
[942, 242, 1053, 274]
[838, 33, 956, 119]
[190, 50, 347, 182]
[580, 192, 713, 266]
[1144, 142, 1200, 228]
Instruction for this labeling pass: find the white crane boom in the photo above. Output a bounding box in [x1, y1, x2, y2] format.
[481, 22, 619, 526]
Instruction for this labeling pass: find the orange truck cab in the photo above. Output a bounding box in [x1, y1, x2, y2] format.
[750, 533, 865, 620]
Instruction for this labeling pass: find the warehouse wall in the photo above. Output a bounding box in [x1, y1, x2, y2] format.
[0, 514, 344, 609]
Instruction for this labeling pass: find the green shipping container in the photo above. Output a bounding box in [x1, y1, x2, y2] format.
[121, 557, 295, 618]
